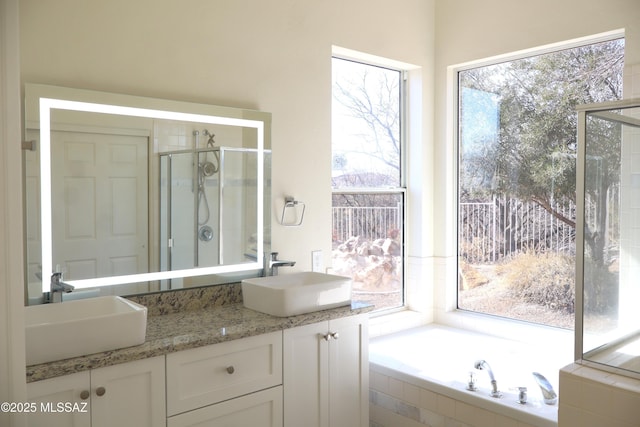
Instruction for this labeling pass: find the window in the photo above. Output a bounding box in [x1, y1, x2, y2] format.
[457, 37, 624, 328]
[331, 57, 405, 312]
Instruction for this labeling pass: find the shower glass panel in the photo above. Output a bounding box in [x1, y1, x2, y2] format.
[160, 147, 267, 283]
[577, 100, 640, 378]
[196, 150, 221, 267]
[160, 152, 197, 272]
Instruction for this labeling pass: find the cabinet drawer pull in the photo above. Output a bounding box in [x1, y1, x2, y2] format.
[95, 386, 106, 397]
[322, 333, 332, 341]
[330, 331, 339, 340]
[226, 366, 235, 374]
[80, 390, 90, 400]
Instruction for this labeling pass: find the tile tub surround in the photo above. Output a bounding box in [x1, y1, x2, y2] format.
[369, 325, 563, 427]
[559, 363, 640, 427]
[370, 373, 543, 427]
[26, 284, 373, 383]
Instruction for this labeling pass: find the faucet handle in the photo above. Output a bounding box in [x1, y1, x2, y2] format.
[466, 372, 478, 391]
[513, 387, 527, 404]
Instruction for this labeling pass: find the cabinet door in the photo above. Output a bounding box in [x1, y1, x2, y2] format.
[328, 315, 368, 427]
[27, 371, 91, 427]
[283, 321, 329, 427]
[168, 386, 282, 427]
[91, 355, 165, 427]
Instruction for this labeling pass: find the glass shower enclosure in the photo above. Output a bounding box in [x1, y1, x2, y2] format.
[576, 98, 640, 378]
[159, 147, 271, 283]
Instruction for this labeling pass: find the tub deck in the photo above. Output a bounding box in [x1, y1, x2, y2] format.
[369, 324, 568, 426]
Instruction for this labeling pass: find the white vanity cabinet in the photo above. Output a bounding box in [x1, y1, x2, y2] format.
[283, 314, 369, 427]
[26, 312, 367, 427]
[167, 387, 282, 427]
[166, 331, 283, 427]
[26, 371, 90, 427]
[26, 356, 166, 427]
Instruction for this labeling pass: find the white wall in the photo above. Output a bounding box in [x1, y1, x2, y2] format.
[19, 0, 436, 272]
[1, 0, 27, 426]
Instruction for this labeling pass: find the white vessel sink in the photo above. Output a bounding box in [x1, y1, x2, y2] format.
[242, 272, 352, 317]
[25, 296, 147, 365]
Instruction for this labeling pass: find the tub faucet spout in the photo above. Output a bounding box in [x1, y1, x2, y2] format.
[474, 359, 501, 398]
[532, 372, 558, 405]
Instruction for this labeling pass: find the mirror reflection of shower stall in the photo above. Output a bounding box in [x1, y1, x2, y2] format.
[159, 145, 269, 282]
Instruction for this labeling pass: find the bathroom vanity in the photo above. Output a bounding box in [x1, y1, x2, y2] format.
[25, 285, 371, 427]
[27, 356, 166, 427]
[22, 84, 371, 426]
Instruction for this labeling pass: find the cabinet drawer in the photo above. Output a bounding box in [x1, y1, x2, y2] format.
[167, 386, 282, 427]
[166, 331, 282, 416]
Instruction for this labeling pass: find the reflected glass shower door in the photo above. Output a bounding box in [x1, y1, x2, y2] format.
[159, 148, 267, 282]
[219, 148, 258, 265]
[196, 150, 221, 267]
[160, 152, 197, 273]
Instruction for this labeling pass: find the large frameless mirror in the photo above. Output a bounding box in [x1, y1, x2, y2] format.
[24, 84, 271, 304]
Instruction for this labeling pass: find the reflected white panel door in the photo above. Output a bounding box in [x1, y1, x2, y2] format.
[51, 131, 148, 280]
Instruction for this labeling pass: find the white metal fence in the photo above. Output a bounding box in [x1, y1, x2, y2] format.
[332, 191, 619, 264]
[332, 205, 401, 242]
[459, 196, 576, 263]
[459, 191, 619, 264]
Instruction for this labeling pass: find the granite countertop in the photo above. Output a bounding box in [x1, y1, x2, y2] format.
[26, 284, 373, 383]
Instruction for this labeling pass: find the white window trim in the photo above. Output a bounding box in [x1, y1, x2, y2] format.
[369, 30, 625, 352]
[331, 48, 415, 314]
[447, 29, 625, 345]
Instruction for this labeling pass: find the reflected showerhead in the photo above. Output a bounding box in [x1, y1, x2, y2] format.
[200, 161, 216, 177]
[202, 129, 216, 147]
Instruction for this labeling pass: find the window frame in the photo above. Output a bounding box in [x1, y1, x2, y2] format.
[443, 30, 625, 341]
[331, 55, 408, 314]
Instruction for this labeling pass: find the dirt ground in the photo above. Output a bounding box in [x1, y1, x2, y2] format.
[459, 277, 575, 329]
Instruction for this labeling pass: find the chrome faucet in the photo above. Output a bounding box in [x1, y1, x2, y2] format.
[474, 359, 501, 397]
[46, 272, 74, 303]
[532, 372, 558, 405]
[264, 252, 295, 276]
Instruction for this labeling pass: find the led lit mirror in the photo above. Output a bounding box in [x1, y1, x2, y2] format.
[24, 84, 271, 304]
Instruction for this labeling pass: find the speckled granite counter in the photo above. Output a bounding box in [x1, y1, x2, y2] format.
[26, 284, 373, 383]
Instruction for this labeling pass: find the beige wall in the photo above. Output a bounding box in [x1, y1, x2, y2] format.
[19, 0, 436, 271]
